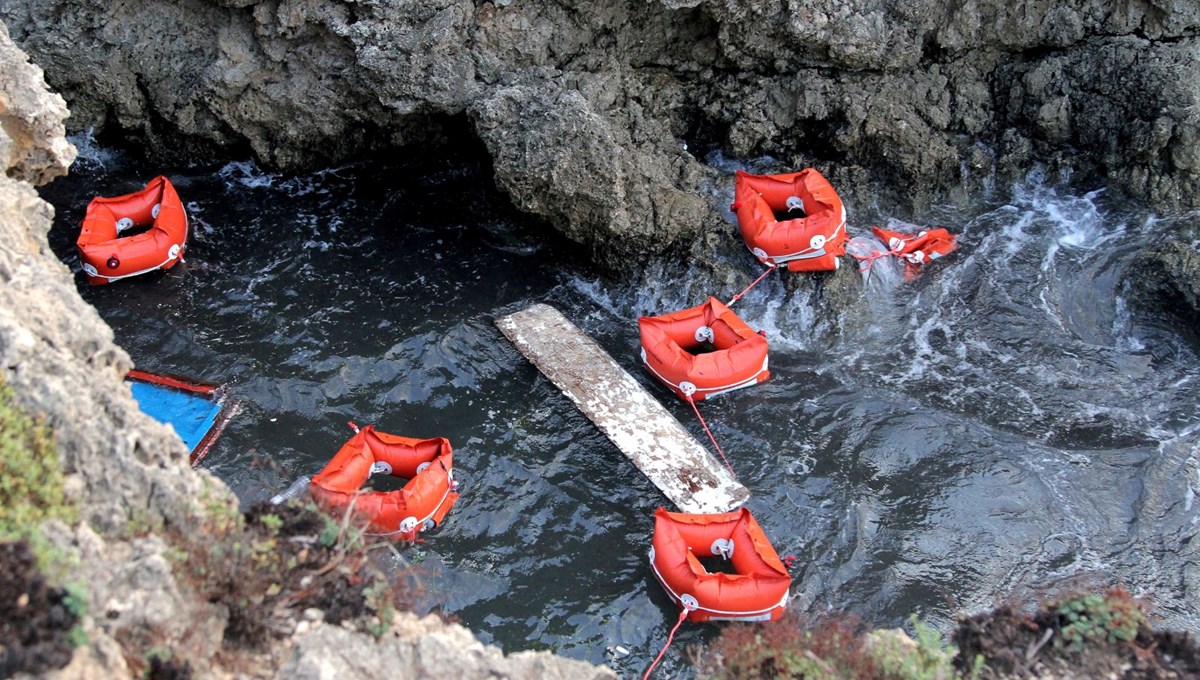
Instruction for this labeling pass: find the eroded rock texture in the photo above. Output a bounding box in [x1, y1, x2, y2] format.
[2, 1, 1198, 267]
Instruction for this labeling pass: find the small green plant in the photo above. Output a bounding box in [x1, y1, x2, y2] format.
[163, 498, 404, 650]
[362, 576, 395, 638]
[866, 616, 958, 680]
[1051, 588, 1146, 652]
[0, 379, 77, 540]
[697, 610, 882, 679]
[318, 513, 341, 548]
[62, 581, 88, 617]
[259, 512, 283, 535]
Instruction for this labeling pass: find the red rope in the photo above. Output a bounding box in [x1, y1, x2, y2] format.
[855, 247, 901, 283]
[727, 265, 776, 306]
[686, 395, 737, 479]
[643, 608, 690, 680]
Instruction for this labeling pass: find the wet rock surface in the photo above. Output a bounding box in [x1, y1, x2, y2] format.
[2, 1, 1198, 266]
[1125, 240, 1200, 328]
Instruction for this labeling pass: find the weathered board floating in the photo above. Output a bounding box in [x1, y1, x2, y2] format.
[496, 303, 749, 514]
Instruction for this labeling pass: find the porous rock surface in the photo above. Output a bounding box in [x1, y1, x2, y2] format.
[282, 612, 615, 680]
[0, 26, 612, 680]
[1, 1, 1198, 270]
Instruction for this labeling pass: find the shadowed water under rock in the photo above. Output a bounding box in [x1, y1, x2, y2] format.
[38, 141, 1200, 677]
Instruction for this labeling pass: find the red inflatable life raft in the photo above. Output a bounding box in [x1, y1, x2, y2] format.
[871, 225, 957, 279]
[649, 507, 792, 622]
[76, 175, 188, 285]
[731, 168, 847, 272]
[309, 425, 459, 539]
[638, 297, 769, 402]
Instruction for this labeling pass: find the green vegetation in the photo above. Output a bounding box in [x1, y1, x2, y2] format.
[0, 377, 88, 649]
[0, 378, 77, 541]
[866, 616, 967, 680]
[162, 498, 402, 650]
[696, 611, 962, 680]
[62, 581, 90, 647]
[699, 586, 1196, 679]
[1050, 588, 1146, 652]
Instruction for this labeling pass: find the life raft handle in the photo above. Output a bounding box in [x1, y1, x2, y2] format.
[711, 538, 734, 560]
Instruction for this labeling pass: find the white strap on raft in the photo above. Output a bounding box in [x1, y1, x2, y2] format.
[116, 217, 134, 232]
[369, 461, 393, 476]
[694, 325, 714, 343]
[785, 196, 804, 212]
[711, 538, 735, 560]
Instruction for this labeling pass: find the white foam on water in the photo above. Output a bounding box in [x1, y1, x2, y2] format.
[67, 129, 122, 170]
[218, 160, 275, 189]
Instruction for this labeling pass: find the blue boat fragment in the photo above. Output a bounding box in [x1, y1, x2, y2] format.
[126, 370, 235, 466]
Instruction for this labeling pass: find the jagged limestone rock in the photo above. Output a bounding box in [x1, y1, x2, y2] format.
[0, 21, 75, 186]
[280, 613, 617, 680]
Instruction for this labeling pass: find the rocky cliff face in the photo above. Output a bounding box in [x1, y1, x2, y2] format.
[0, 23, 613, 679]
[2, 0, 1198, 269]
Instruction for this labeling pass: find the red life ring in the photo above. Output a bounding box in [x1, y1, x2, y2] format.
[638, 296, 769, 402]
[309, 426, 459, 539]
[75, 175, 188, 285]
[649, 507, 791, 622]
[732, 168, 847, 272]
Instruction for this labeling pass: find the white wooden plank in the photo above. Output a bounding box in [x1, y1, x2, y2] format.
[496, 303, 750, 514]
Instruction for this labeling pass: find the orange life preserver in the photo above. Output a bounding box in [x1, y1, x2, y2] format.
[76, 175, 188, 285]
[871, 226, 957, 279]
[731, 168, 847, 272]
[638, 296, 769, 402]
[309, 425, 459, 539]
[649, 507, 791, 622]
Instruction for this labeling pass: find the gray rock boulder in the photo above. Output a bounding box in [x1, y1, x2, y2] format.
[4, 1, 1200, 268]
[0, 21, 75, 185]
[280, 613, 617, 680]
[1125, 238, 1200, 324]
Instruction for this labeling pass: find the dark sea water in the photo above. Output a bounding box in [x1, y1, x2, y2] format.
[39, 135, 1200, 677]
